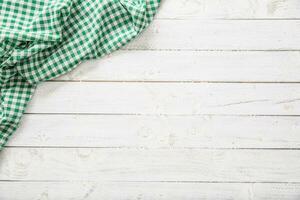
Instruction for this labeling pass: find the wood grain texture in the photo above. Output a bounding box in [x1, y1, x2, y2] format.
[126, 20, 300, 50]
[157, 0, 300, 19]
[7, 114, 300, 148]
[2, 0, 300, 198]
[57, 50, 300, 82]
[27, 82, 300, 115]
[0, 182, 300, 200]
[0, 148, 300, 182]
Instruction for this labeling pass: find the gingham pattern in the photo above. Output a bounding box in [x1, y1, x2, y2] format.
[0, 0, 160, 150]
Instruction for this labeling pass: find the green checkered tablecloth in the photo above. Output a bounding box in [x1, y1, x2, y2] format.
[0, 0, 160, 150]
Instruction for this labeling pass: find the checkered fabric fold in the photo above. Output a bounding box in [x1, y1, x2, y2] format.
[0, 0, 160, 150]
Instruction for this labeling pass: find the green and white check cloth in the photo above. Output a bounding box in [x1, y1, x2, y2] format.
[0, 0, 160, 150]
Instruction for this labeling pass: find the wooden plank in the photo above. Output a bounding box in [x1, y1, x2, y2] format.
[8, 114, 300, 148]
[157, 0, 300, 19]
[125, 20, 300, 50]
[57, 51, 300, 82]
[27, 82, 300, 115]
[0, 182, 299, 200]
[0, 148, 300, 182]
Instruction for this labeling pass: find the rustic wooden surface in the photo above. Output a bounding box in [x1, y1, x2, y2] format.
[1, 0, 300, 199]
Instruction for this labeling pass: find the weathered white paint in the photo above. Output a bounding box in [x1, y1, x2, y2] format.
[126, 20, 300, 50]
[0, 148, 300, 182]
[57, 50, 300, 82]
[157, 0, 300, 19]
[7, 114, 300, 148]
[0, 182, 299, 200]
[27, 82, 300, 115]
[2, 0, 300, 198]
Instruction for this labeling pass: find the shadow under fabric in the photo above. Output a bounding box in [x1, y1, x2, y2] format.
[0, 0, 161, 150]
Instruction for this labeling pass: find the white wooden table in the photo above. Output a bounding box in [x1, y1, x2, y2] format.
[1, 0, 300, 199]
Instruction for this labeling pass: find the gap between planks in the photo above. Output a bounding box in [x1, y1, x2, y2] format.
[49, 80, 300, 84]
[0, 180, 300, 184]
[4, 147, 300, 151]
